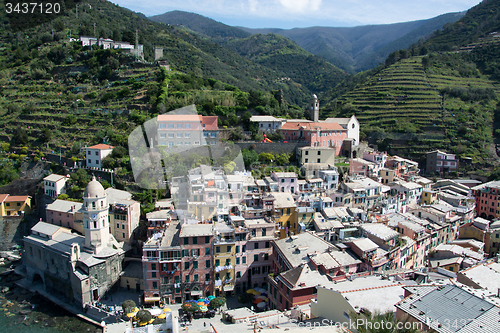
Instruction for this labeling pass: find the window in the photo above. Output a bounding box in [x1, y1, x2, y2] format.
[205, 273, 210, 281]
[206, 260, 211, 268]
[152, 272, 156, 278]
[152, 282, 157, 289]
[318, 151, 321, 155]
[254, 243, 259, 249]
[236, 271, 241, 278]
[168, 123, 174, 128]
[227, 246, 231, 252]
[184, 238, 189, 245]
[184, 262, 190, 270]
[262, 229, 266, 237]
[226, 272, 231, 280]
[177, 123, 182, 128]
[193, 261, 198, 269]
[242, 256, 246, 264]
[168, 133, 174, 138]
[286, 208, 290, 215]
[185, 275, 190, 283]
[194, 274, 199, 282]
[281, 187, 285, 192]
[265, 241, 270, 248]
[235, 246, 240, 253]
[242, 245, 246, 252]
[205, 247, 210, 255]
[205, 236, 210, 244]
[185, 123, 191, 129]
[192, 237, 198, 245]
[216, 246, 220, 253]
[215, 259, 220, 267]
[236, 257, 240, 265]
[254, 254, 258, 262]
[95, 151, 98, 156]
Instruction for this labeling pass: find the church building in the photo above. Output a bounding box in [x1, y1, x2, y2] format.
[23, 176, 125, 307]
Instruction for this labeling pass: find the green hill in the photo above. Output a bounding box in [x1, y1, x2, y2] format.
[0, 0, 319, 158]
[241, 12, 464, 72]
[224, 33, 347, 94]
[149, 10, 251, 40]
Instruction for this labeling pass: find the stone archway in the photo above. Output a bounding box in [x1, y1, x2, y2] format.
[32, 273, 43, 285]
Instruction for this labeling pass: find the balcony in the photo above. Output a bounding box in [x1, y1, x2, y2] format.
[214, 237, 235, 245]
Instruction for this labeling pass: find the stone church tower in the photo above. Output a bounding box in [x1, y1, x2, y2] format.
[83, 176, 110, 253]
[309, 94, 319, 122]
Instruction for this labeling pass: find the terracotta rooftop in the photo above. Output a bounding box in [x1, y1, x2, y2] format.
[87, 144, 114, 150]
[281, 121, 344, 131]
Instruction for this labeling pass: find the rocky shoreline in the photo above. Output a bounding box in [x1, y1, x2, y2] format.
[0, 261, 101, 333]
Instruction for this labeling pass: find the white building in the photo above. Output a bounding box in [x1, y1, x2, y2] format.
[249, 115, 285, 133]
[323, 115, 360, 146]
[85, 144, 114, 168]
[43, 174, 69, 198]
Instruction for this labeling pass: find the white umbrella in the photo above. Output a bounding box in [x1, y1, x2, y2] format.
[256, 302, 266, 309]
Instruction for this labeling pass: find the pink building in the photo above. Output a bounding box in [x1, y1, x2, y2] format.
[271, 171, 299, 194]
[45, 199, 84, 233]
[280, 122, 347, 156]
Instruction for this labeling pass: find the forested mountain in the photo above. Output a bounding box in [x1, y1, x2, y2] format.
[321, 0, 500, 171]
[149, 10, 251, 41]
[224, 33, 346, 94]
[241, 12, 465, 72]
[149, 10, 463, 73]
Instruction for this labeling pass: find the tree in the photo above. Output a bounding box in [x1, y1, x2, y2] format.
[210, 297, 226, 312]
[224, 161, 237, 174]
[242, 149, 258, 168]
[13, 127, 29, 144]
[122, 300, 136, 313]
[228, 127, 244, 141]
[41, 128, 52, 142]
[57, 194, 69, 200]
[349, 310, 423, 333]
[136, 310, 152, 323]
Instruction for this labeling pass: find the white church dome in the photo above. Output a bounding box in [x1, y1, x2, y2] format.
[84, 176, 106, 198]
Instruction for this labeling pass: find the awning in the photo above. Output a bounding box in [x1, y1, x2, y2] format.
[144, 297, 161, 303]
[223, 285, 235, 291]
[190, 290, 203, 296]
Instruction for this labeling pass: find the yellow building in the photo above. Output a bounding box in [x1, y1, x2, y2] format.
[213, 222, 236, 297]
[421, 189, 438, 205]
[271, 192, 297, 239]
[0, 194, 31, 216]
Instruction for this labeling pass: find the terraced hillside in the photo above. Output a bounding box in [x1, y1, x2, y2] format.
[325, 56, 500, 163]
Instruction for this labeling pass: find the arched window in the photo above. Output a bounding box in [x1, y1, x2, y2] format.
[92, 201, 96, 209]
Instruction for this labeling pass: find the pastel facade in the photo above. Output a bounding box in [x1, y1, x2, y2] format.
[85, 144, 114, 168]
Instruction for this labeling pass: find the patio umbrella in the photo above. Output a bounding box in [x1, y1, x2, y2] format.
[253, 298, 263, 304]
[163, 308, 172, 312]
[255, 287, 266, 293]
[198, 298, 206, 303]
[208, 295, 215, 300]
[261, 292, 268, 297]
[158, 313, 166, 319]
[199, 305, 208, 312]
[256, 302, 266, 309]
[246, 289, 257, 294]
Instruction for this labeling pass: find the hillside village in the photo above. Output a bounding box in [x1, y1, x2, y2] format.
[0, 0, 500, 332]
[2, 93, 500, 332]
